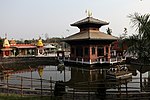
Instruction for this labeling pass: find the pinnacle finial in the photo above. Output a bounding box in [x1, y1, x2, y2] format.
[85, 10, 92, 17]
[5, 33, 7, 39]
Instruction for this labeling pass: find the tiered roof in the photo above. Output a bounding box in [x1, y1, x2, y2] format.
[64, 17, 117, 42]
[71, 17, 109, 27]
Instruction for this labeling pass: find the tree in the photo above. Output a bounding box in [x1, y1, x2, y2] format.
[0, 37, 3, 48]
[128, 12, 150, 92]
[129, 13, 150, 40]
[127, 13, 150, 61]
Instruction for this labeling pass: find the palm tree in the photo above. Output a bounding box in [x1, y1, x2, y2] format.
[128, 13, 150, 61]
[128, 13, 150, 92]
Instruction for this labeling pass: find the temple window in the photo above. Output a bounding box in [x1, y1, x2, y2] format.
[84, 47, 89, 56]
[97, 47, 104, 56]
[106, 46, 109, 53]
[76, 47, 83, 57]
[71, 47, 74, 54]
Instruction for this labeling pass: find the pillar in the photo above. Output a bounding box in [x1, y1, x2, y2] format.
[25, 49, 27, 55]
[108, 45, 111, 61]
[104, 46, 106, 56]
[3, 51, 5, 57]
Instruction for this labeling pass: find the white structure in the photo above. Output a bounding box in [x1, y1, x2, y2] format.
[44, 44, 57, 56]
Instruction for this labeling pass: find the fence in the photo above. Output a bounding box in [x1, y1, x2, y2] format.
[63, 78, 150, 100]
[0, 73, 54, 98]
[0, 73, 150, 99]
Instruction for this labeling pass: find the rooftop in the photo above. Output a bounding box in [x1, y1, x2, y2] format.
[64, 16, 117, 42]
[71, 17, 109, 27]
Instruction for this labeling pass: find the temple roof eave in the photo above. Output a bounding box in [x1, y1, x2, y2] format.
[71, 17, 109, 27]
[1, 48, 12, 51]
[64, 32, 117, 42]
[71, 22, 109, 27]
[64, 38, 117, 42]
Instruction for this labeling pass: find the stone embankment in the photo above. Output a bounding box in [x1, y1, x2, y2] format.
[0, 56, 59, 65]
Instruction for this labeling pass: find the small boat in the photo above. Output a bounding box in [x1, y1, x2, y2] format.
[106, 65, 132, 80]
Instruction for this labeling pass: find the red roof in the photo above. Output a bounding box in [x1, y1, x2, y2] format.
[10, 44, 36, 49]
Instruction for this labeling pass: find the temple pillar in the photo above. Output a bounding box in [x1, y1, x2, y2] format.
[74, 47, 76, 59]
[3, 51, 5, 57]
[14, 49, 16, 56]
[25, 49, 27, 55]
[104, 46, 106, 56]
[95, 46, 97, 58]
[108, 45, 111, 61]
[9, 51, 11, 56]
[19, 49, 21, 56]
[89, 46, 92, 58]
[37, 49, 40, 55]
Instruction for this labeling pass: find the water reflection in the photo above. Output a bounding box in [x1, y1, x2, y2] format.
[65, 65, 132, 90]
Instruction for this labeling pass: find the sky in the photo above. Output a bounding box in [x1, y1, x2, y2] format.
[0, 0, 150, 40]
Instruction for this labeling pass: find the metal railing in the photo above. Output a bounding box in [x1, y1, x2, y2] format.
[0, 74, 54, 98]
[63, 56, 125, 65]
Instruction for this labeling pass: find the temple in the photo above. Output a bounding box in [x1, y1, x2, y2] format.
[63, 16, 123, 66]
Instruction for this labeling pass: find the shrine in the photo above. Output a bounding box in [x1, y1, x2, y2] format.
[64, 15, 121, 65]
[0, 38, 12, 57]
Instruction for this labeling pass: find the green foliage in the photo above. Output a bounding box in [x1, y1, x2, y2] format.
[128, 13, 150, 39]
[24, 40, 31, 44]
[127, 13, 150, 62]
[0, 38, 3, 48]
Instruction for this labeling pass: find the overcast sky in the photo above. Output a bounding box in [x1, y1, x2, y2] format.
[0, 0, 149, 40]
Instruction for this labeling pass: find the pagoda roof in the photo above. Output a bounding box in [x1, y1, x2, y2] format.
[64, 31, 117, 42]
[71, 17, 109, 27]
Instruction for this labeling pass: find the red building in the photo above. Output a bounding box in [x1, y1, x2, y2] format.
[111, 40, 128, 57]
[64, 16, 121, 65]
[0, 38, 49, 57]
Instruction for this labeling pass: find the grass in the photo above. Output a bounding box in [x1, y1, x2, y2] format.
[0, 93, 55, 100]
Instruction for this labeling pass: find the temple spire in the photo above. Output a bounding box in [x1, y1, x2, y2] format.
[85, 10, 92, 17]
[37, 37, 43, 47]
[3, 38, 10, 48]
[5, 33, 7, 39]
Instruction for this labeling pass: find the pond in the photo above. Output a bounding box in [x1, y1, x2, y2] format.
[0, 63, 150, 92]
